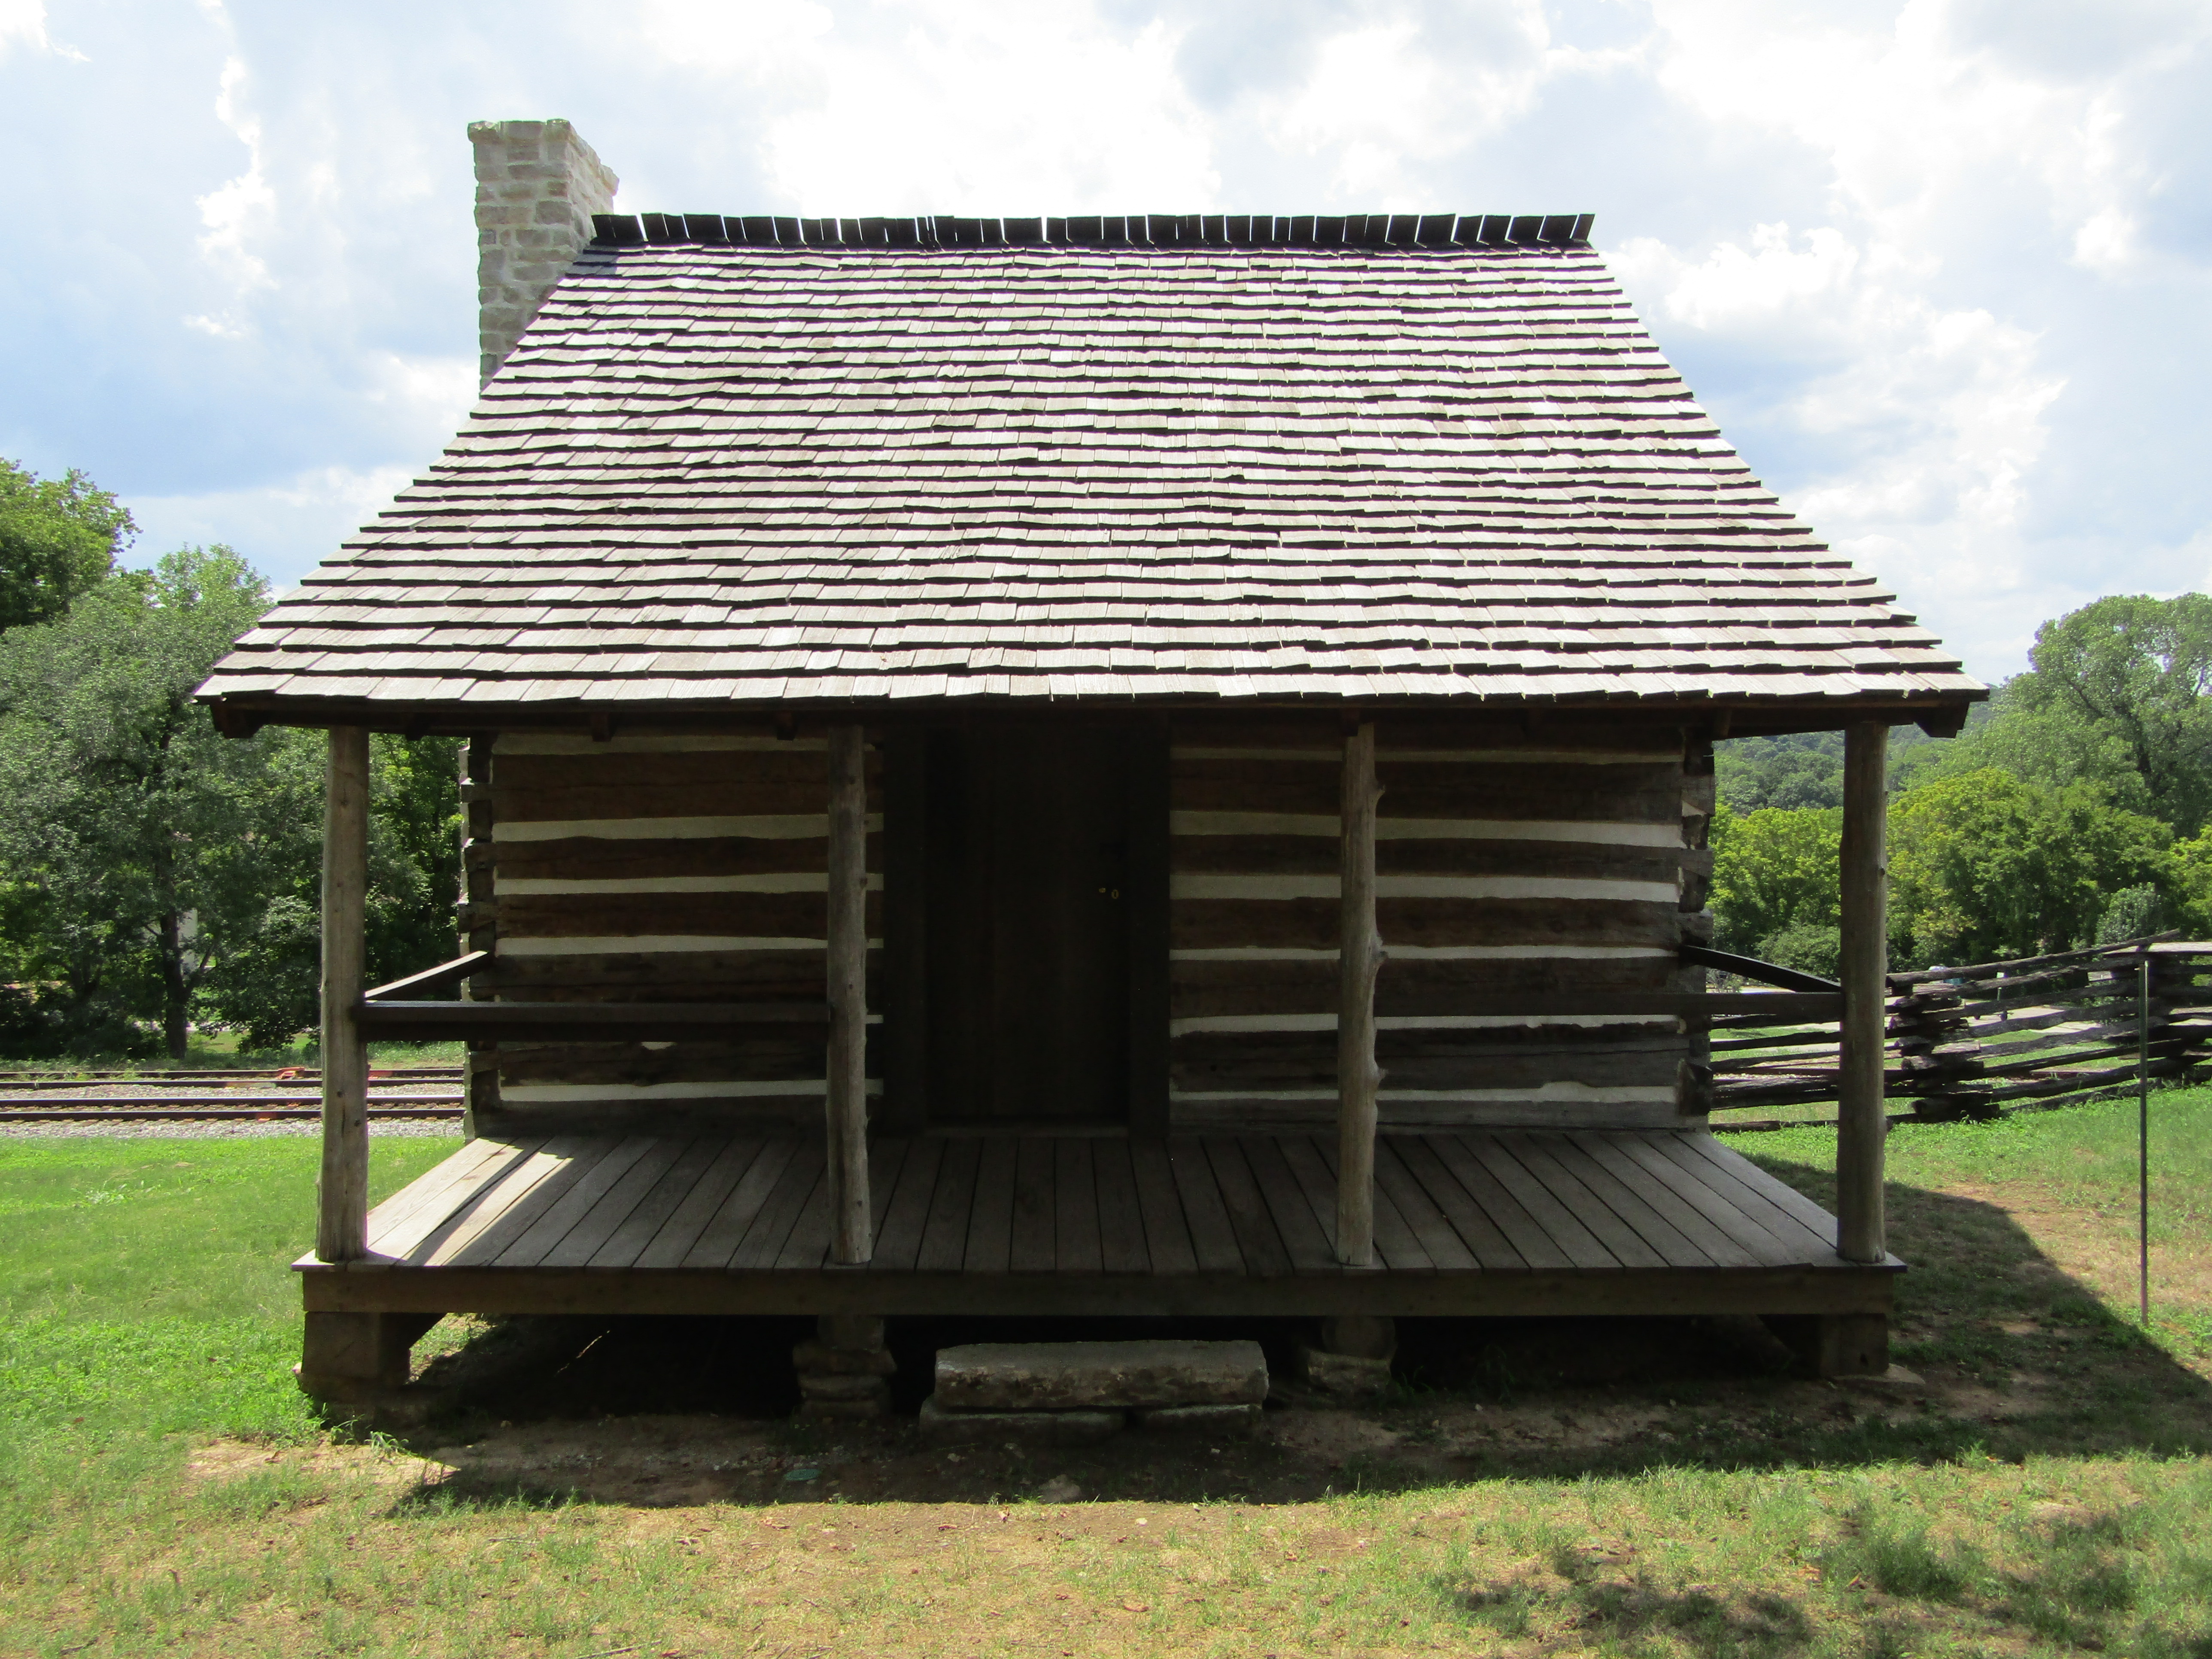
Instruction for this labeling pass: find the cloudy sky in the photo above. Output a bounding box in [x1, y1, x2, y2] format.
[3, 0, 2207, 679]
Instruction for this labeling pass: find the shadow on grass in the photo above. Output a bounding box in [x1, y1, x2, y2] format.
[1449, 1574, 1818, 1657]
[1433, 1484, 2212, 1659]
[368, 1163, 2212, 1506]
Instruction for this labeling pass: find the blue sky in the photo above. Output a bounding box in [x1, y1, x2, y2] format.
[3, 0, 2207, 679]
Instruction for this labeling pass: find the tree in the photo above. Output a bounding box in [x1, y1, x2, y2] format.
[0, 549, 272, 1054]
[1714, 725, 1947, 812]
[1905, 596, 2212, 834]
[192, 725, 462, 1051]
[1708, 800, 1841, 966]
[1887, 768, 2171, 965]
[0, 547, 463, 1057]
[0, 458, 135, 632]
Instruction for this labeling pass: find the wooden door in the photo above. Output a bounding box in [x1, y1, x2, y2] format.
[921, 726, 1135, 1125]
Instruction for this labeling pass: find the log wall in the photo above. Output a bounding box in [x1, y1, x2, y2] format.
[477, 731, 880, 1130]
[478, 719, 1710, 1135]
[1166, 717, 1706, 1130]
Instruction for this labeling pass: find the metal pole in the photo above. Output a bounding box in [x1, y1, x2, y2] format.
[2139, 951, 2151, 1326]
[1836, 723, 1889, 1263]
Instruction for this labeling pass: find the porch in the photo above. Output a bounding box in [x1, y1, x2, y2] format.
[299, 1125, 1897, 1322]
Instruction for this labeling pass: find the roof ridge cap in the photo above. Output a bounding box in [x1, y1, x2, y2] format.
[594, 211, 1594, 252]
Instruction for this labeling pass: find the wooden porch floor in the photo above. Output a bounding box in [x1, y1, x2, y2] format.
[299, 1129, 1899, 1320]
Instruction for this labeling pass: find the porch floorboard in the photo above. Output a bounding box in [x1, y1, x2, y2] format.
[299, 1129, 1899, 1321]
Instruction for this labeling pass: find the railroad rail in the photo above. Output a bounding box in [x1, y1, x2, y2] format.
[0, 1104, 462, 1123]
[0, 1066, 460, 1085]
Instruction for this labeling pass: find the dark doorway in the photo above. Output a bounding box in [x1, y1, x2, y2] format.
[916, 726, 1136, 1127]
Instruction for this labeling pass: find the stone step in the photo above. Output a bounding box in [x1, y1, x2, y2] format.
[918, 1395, 1123, 1447]
[934, 1339, 1268, 1411]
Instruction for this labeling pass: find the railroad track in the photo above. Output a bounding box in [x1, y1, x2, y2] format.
[0, 1103, 463, 1122]
[0, 1068, 460, 1086]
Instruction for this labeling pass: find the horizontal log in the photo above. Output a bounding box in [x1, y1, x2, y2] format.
[352, 1000, 830, 1041]
[495, 749, 880, 790]
[1175, 1025, 1691, 1061]
[1964, 1000, 2169, 1036]
[1986, 1055, 2192, 1100]
[489, 948, 833, 990]
[1170, 764, 1683, 823]
[1710, 1086, 1841, 1110]
[1168, 954, 1677, 1020]
[1166, 713, 1684, 757]
[1171, 1098, 1690, 1132]
[1952, 985, 2163, 1023]
[495, 1037, 848, 1086]
[1968, 1017, 2172, 1057]
[1171, 896, 1682, 952]
[492, 781, 847, 822]
[471, 1100, 811, 1136]
[496, 891, 883, 940]
[1995, 1072, 2205, 1114]
[497, 834, 875, 883]
[1169, 834, 1685, 884]
[1710, 1027, 1842, 1055]
[1885, 934, 2177, 986]
[1975, 1036, 2192, 1080]
[1173, 1048, 1681, 1093]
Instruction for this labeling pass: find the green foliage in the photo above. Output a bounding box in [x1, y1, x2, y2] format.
[0, 549, 274, 1056]
[1715, 732, 1847, 811]
[1714, 726, 1947, 813]
[2097, 883, 2168, 945]
[0, 547, 462, 1057]
[193, 726, 462, 1051]
[1889, 768, 2170, 964]
[1709, 800, 1840, 957]
[1902, 595, 2212, 834]
[2013, 594, 2212, 833]
[0, 457, 134, 632]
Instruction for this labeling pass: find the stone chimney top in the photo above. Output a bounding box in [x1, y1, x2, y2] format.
[469, 119, 618, 386]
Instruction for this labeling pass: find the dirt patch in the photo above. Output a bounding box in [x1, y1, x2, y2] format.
[185, 1437, 443, 1492]
[1950, 1177, 2211, 1355]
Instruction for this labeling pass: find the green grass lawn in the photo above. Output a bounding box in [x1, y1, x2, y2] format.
[1, 1103, 2209, 1657]
[0, 1136, 457, 1444]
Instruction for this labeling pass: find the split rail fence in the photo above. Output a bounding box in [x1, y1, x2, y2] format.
[1709, 938, 2212, 1129]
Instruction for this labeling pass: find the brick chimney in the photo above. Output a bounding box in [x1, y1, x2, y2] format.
[469, 119, 618, 386]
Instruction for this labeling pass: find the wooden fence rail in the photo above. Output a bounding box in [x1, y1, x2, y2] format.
[1708, 938, 2212, 1124]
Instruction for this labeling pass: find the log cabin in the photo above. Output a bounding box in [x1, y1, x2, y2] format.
[197, 120, 1984, 1406]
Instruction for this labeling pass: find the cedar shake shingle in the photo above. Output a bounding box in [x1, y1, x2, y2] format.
[199, 225, 1982, 718]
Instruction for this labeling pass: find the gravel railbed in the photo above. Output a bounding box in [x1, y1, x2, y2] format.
[0, 1118, 464, 1140]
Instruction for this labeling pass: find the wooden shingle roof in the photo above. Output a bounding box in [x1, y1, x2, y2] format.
[200, 211, 1982, 726]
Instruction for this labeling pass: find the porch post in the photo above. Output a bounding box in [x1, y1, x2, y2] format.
[825, 723, 873, 1265]
[1837, 721, 1888, 1263]
[1336, 720, 1384, 1266]
[317, 726, 371, 1263]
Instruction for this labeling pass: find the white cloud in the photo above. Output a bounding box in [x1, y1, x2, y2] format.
[2071, 207, 2136, 273]
[0, 0, 83, 61]
[6, 0, 2209, 675]
[635, 0, 1219, 209]
[1618, 219, 2064, 661]
[362, 351, 478, 440]
[1258, 16, 1539, 202]
[185, 52, 277, 336]
[126, 464, 415, 577]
